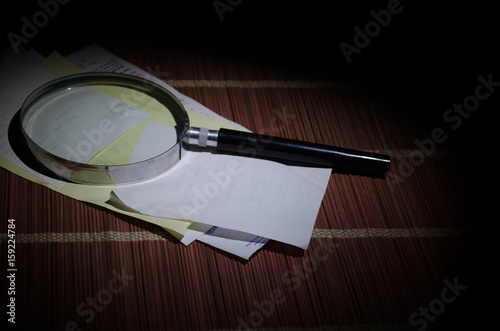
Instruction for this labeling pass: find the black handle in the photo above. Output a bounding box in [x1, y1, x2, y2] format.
[216, 128, 391, 178]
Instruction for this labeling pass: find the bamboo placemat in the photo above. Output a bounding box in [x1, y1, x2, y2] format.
[0, 43, 495, 330]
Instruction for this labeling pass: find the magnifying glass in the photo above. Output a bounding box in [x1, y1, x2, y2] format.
[20, 72, 390, 185]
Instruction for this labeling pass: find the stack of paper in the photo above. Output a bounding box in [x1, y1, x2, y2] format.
[0, 44, 331, 259]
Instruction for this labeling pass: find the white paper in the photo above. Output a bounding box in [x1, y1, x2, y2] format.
[180, 224, 214, 246]
[114, 151, 331, 249]
[182, 225, 268, 259]
[197, 226, 269, 260]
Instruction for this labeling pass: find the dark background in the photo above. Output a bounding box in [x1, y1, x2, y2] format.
[1, 1, 499, 329]
[1, 0, 498, 86]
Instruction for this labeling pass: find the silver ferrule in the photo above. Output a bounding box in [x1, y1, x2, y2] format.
[183, 127, 219, 147]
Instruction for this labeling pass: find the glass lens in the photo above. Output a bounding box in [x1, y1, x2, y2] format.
[22, 83, 181, 166]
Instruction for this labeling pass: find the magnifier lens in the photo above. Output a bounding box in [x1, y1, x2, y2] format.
[22, 84, 179, 166]
[20, 73, 189, 184]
